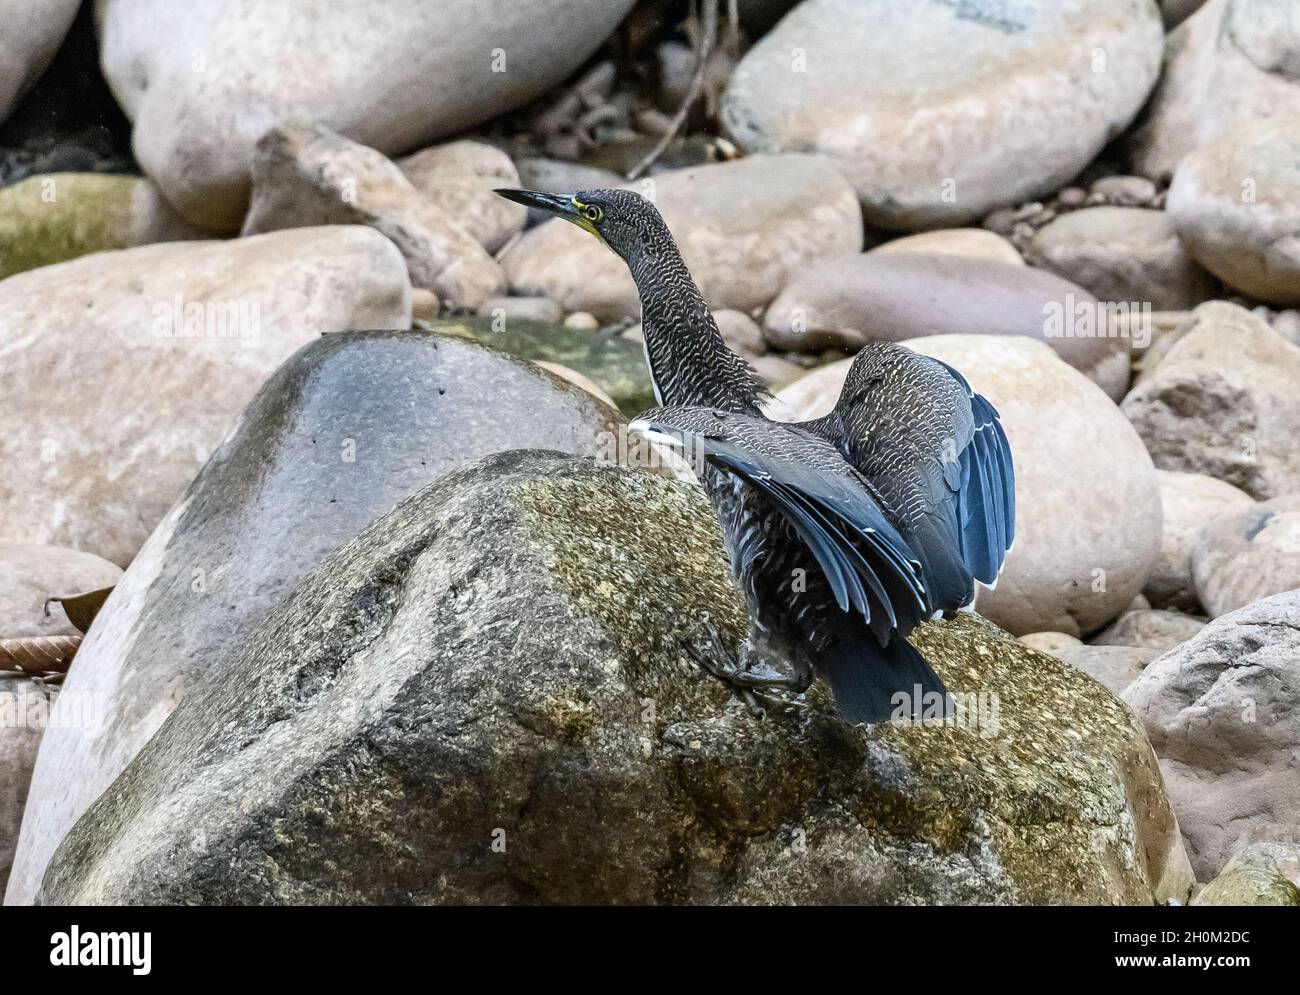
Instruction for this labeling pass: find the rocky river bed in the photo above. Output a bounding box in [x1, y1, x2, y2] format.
[1, 0, 1298, 906]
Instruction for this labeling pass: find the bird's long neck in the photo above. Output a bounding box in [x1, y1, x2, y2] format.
[627, 246, 766, 413]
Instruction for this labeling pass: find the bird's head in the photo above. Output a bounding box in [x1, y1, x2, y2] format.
[494, 187, 670, 263]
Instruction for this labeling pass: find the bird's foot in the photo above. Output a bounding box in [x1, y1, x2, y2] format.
[683, 623, 809, 718]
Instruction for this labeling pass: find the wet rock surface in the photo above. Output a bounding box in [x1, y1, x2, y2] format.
[4, 333, 622, 906]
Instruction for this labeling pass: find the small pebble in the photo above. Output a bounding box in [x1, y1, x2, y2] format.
[564, 311, 600, 330]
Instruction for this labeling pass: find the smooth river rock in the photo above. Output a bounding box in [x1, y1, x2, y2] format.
[722, 0, 1164, 229]
[3, 332, 622, 907]
[1129, 0, 1300, 181]
[1122, 302, 1300, 499]
[38, 453, 1191, 905]
[1192, 494, 1300, 618]
[501, 154, 863, 323]
[872, 228, 1023, 267]
[1091, 609, 1207, 655]
[1026, 207, 1214, 311]
[1145, 470, 1256, 611]
[764, 253, 1131, 400]
[242, 123, 505, 310]
[96, 0, 637, 231]
[1124, 590, 1300, 880]
[0, 226, 411, 566]
[1053, 644, 1157, 697]
[398, 140, 526, 254]
[1166, 117, 1300, 304]
[774, 336, 1163, 636]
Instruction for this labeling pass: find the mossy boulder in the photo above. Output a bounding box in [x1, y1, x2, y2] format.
[0, 173, 202, 279]
[429, 316, 655, 417]
[1192, 843, 1300, 907]
[40, 453, 1191, 905]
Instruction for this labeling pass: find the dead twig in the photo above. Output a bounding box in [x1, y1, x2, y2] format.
[627, 0, 720, 181]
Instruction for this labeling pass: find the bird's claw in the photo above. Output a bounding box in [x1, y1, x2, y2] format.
[683, 622, 807, 718]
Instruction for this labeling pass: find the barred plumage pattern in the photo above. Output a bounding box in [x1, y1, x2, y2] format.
[572, 188, 1015, 722]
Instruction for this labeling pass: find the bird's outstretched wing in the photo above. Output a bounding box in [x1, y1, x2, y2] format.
[629, 405, 930, 643]
[932, 359, 1016, 587]
[808, 343, 1015, 602]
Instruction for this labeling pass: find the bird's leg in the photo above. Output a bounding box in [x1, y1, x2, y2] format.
[682, 620, 782, 718]
[731, 633, 815, 694]
[681, 621, 811, 712]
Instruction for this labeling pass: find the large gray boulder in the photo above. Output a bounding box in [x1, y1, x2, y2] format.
[1124, 590, 1300, 879]
[96, 0, 636, 231]
[3, 333, 622, 907]
[722, 0, 1163, 229]
[38, 453, 1192, 905]
[0, 226, 411, 566]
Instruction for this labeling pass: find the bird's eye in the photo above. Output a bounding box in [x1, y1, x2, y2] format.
[584, 205, 602, 223]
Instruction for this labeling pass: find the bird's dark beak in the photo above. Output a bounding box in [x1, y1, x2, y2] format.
[494, 188, 576, 219]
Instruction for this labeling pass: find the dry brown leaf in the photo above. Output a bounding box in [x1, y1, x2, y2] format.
[45, 585, 115, 634]
[0, 634, 82, 674]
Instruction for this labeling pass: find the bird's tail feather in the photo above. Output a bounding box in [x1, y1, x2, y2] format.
[818, 626, 951, 725]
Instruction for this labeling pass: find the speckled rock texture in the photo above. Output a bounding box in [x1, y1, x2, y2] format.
[1122, 302, 1300, 500]
[1124, 590, 1300, 880]
[1191, 842, 1300, 906]
[4, 334, 622, 907]
[39, 453, 1190, 905]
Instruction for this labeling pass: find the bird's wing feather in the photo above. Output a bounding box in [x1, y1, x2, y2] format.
[808, 344, 1015, 600]
[630, 406, 930, 642]
[930, 359, 1016, 587]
